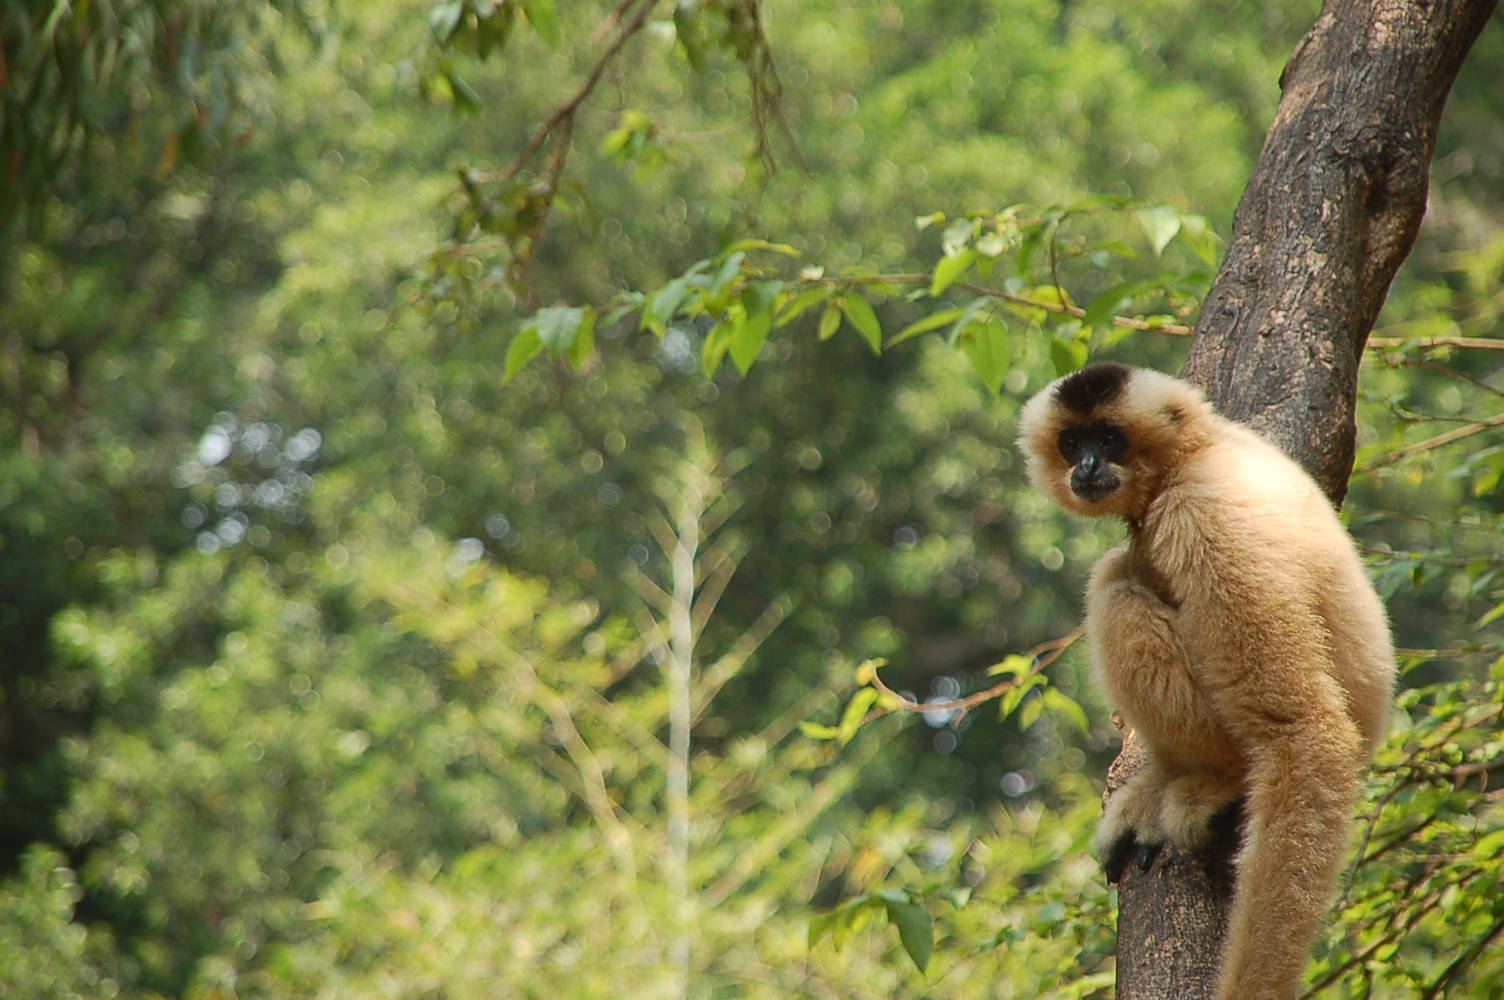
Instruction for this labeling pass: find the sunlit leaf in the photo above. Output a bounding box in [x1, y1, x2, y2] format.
[1049, 335, 1089, 375]
[730, 282, 780, 375]
[884, 897, 933, 973]
[1082, 281, 1137, 333]
[701, 319, 734, 377]
[930, 248, 976, 297]
[777, 285, 831, 326]
[838, 295, 882, 354]
[503, 327, 543, 383]
[798, 721, 839, 741]
[642, 263, 709, 335]
[817, 302, 841, 341]
[888, 307, 963, 348]
[565, 311, 596, 370]
[1137, 204, 1182, 255]
[940, 216, 974, 257]
[837, 687, 879, 745]
[960, 318, 1009, 396]
[534, 306, 586, 356]
[520, 0, 560, 46]
[1042, 687, 1090, 734]
[725, 237, 801, 257]
[708, 251, 746, 298]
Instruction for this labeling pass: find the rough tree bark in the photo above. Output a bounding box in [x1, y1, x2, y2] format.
[1112, 2, 1499, 998]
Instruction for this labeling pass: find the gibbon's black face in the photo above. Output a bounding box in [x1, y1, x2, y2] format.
[1058, 422, 1128, 501]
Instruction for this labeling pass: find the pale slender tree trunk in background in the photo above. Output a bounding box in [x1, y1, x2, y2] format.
[666, 466, 703, 1000]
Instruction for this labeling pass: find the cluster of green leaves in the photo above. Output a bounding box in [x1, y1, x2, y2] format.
[0, 0, 314, 242]
[1312, 660, 1504, 998]
[500, 199, 1215, 393]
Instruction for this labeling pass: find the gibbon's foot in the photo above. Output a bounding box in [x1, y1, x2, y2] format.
[1201, 798, 1246, 858]
[1103, 830, 1163, 884]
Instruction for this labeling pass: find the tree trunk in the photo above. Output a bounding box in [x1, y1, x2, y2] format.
[1113, 2, 1498, 998]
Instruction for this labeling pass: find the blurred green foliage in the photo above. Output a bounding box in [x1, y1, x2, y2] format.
[1, 1, 1501, 997]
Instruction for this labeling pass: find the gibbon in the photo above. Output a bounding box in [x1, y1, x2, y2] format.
[1017, 363, 1394, 1000]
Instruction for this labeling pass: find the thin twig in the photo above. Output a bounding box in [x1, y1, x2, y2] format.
[484, 0, 661, 189]
[1367, 336, 1504, 351]
[1362, 411, 1504, 469]
[867, 625, 1085, 718]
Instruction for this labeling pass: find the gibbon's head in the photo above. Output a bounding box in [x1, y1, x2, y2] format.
[1017, 363, 1213, 521]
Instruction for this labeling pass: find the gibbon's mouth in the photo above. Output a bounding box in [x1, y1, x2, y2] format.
[1070, 469, 1120, 502]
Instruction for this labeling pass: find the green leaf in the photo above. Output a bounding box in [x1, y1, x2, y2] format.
[798, 721, 839, 741]
[708, 251, 746, 298]
[533, 306, 586, 356]
[777, 285, 831, 326]
[725, 237, 801, 257]
[503, 327, 543, 383]
[1042, 687, 1090, 734]
[730, 308, 772, 375]
[884, 899, 933, 973]
[960, 318, 1009, 396]
[519, 0, 560, 46]
[1017, 693, 1045, 730]
[986, 654, 1034, 678]
[428, 1, 464, 43]
[837, 687, 879, 745]
[732, 280, 783, 373]
[1082, 281, 1138, 333]
[808, 910, 838, 948]
[817, 302, 842, 341]
[1049, 335, 1089, 375]
[839, 295, 882, 354]
[445, 69, 481, 116]
[887, 307, 963, 348]
[940, 216, 974, 257]
[565, 310, 596, 371]
[701, 320, 735, 377]
[929, 248, 976, 297]
[642, 263, 709, 335]
[1137, 204, 1182, 256]
[1477, 600, 1504, 628]
[999, 674, 1045, 721]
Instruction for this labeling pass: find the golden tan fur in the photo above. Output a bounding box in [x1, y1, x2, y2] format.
[1018, 364, 1394, 1000]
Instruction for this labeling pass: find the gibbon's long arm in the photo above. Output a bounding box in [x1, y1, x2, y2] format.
[1018, 363, 1394, 1000]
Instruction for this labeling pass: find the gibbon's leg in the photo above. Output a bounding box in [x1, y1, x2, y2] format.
[1214, 699, 1365, 1000]
[1086, 547, 1240, 880]
[1156, 769, 1244, 850]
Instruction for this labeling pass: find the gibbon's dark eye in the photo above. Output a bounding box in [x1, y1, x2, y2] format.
[1058, 423, 1126, 464]
[1099, 425, 1128, 460]
[1058, 429, 1084, 463]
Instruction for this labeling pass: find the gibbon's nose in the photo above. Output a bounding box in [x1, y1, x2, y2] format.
[1071, 454, 1120, 501]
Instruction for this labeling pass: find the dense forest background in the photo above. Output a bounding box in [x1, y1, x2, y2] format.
[2, 2, 1501, 997]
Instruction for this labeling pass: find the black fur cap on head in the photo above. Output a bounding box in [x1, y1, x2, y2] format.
[1055, 362, 1132, 414]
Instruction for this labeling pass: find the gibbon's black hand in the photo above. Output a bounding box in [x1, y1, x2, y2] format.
[1102, 830, 1163, 884]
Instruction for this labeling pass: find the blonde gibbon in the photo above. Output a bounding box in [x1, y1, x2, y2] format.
[1016, 363, 1394, 1000]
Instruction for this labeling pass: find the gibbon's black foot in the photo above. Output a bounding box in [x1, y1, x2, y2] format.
[1197, 798, 1247, 890]
[1205, 798, 1246, 855]
[1103, 831, 1163, 884]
